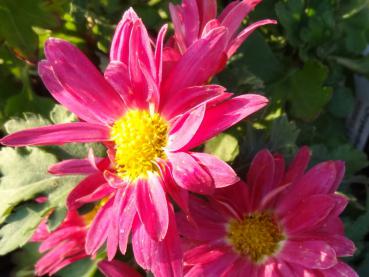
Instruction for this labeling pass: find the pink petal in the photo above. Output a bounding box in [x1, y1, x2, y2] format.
[181, 94, 268, 151]
[128, 20, 156, 109]
[155, 24, 168, 85]
[161, 164, 189, 214]
[282, 194, 337, 234]
[185, 252, 238, 277]
[278, 240, 337, 269]
[162, 27, 227, 97]
[136, 174, 169, 241]
[169, 0, 200, 52]
[168, 152, 214, 194]
[212, 181, 250, 218]
[132, 206, 183, 277]
[110, 8, 139, 62]
[278, 161, 343, 213]
[45, 38, 125, 123]
[197, 0, 217, 30]
[168, 105, 206, 151]
[0, 122, 109, 147]
[98, 260, 141, 277]
[321, 262, 358, 277]
[161, 85, 227, 118]
[184, 243, 228, 265]
[67, 173, 107, 209]
[227, 19, 277, 57]
[284, 146, 311, 184]
[38, 61, 105, 124]
[118, 185, 137, 254]
[85, 197, 114, 255]
[247, 149, 275, 211]
[220, 0, 262, 41]
[104, 61, 134, 106]
[76, 183, 115, 206]
[191, 152, 239, 188]
[48, 158, 101, 175]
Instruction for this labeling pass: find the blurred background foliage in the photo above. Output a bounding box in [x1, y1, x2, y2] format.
[1, 0, 369, 276]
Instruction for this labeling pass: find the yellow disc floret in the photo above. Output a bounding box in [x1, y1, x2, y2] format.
[110, 110, 169, 181]
[227, 212, 285, 263]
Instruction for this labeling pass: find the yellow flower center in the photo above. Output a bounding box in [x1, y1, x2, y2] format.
[227, 212, 285, 263]
[110, 110, 169, 181]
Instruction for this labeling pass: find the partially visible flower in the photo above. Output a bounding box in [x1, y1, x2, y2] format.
[177, 147, 357, 276]
[32, 210, 88, 276]
[169, 0, 277, 60]
[1, 6, 267, 262]
[48, 153, 183, 277]
[98, 260, 141, 277]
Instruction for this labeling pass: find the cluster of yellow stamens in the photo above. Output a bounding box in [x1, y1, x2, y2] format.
[227, 212, 285, 263]
[110, 110, 169, 181]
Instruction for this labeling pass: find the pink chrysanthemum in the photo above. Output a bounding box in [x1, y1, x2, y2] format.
[49, 154, 183, 276]
[32, 209, 140, 277]
[177, 147, 357, 276]
[1, 5, 267, 256]
[31, 210, 89, 276]
[169, 0, 277, 60]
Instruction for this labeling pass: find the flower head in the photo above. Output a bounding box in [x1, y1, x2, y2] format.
[178, 147, 357, 276]
[31, 210, 89, 276]
[1, 6, 267, 252]
[169, 0, 277, 60]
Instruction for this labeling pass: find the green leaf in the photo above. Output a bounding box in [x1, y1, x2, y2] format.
[204, 133, 239, 163]
[272, 61, 333, 121]
[269, 115, 300, 153]
[328, 86, 354, 118]
[0, 147, 57, 223]
[311, 144, 369, 177]
[0, 0, 58, 60]
[0, 204, 44, 255]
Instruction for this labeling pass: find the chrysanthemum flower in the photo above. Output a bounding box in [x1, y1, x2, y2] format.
[31, 210, 90, 276]
[177, 147, 357, 276]
[169, 0, 277, 59]
[1, 8, 267, 242]
[32, 208, 141, 277]
[49, 154, 183, 276]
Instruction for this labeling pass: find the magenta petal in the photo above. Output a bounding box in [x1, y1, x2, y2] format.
[136, 175, 169, 241]
[132, 206, 183, 277]
[184, 243, 228, 265]
[247, 149, 275, 210]
[98, 260, 141, 277]
[85, 197, 114, 255]
[321, 262, 358, 277]
[220, 0, 261, 40]
[155, 24, 168, 85]
[45, 38, 125, 123]
[282, 194, 336, 234]
[284, 146, 311, 184]
[104, 61, 134, 106]
[227, 19, 277, 57]
[168, 104, 206, 151]
[67, 173, 107, 209]
[181, 94, 268, 151]
[48, 158, 101, 175]
[118, 185, 137, 254]
[38, 61, 104, 124]
[191, 152, 239, 188]
[278, 240, 337, 269]
[1, 122, 109, 147]
[110, 8, 139, 63]
[161, 85, 227, 119]
[162, 27, 227, 96]
[168, 152, 214, 194]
